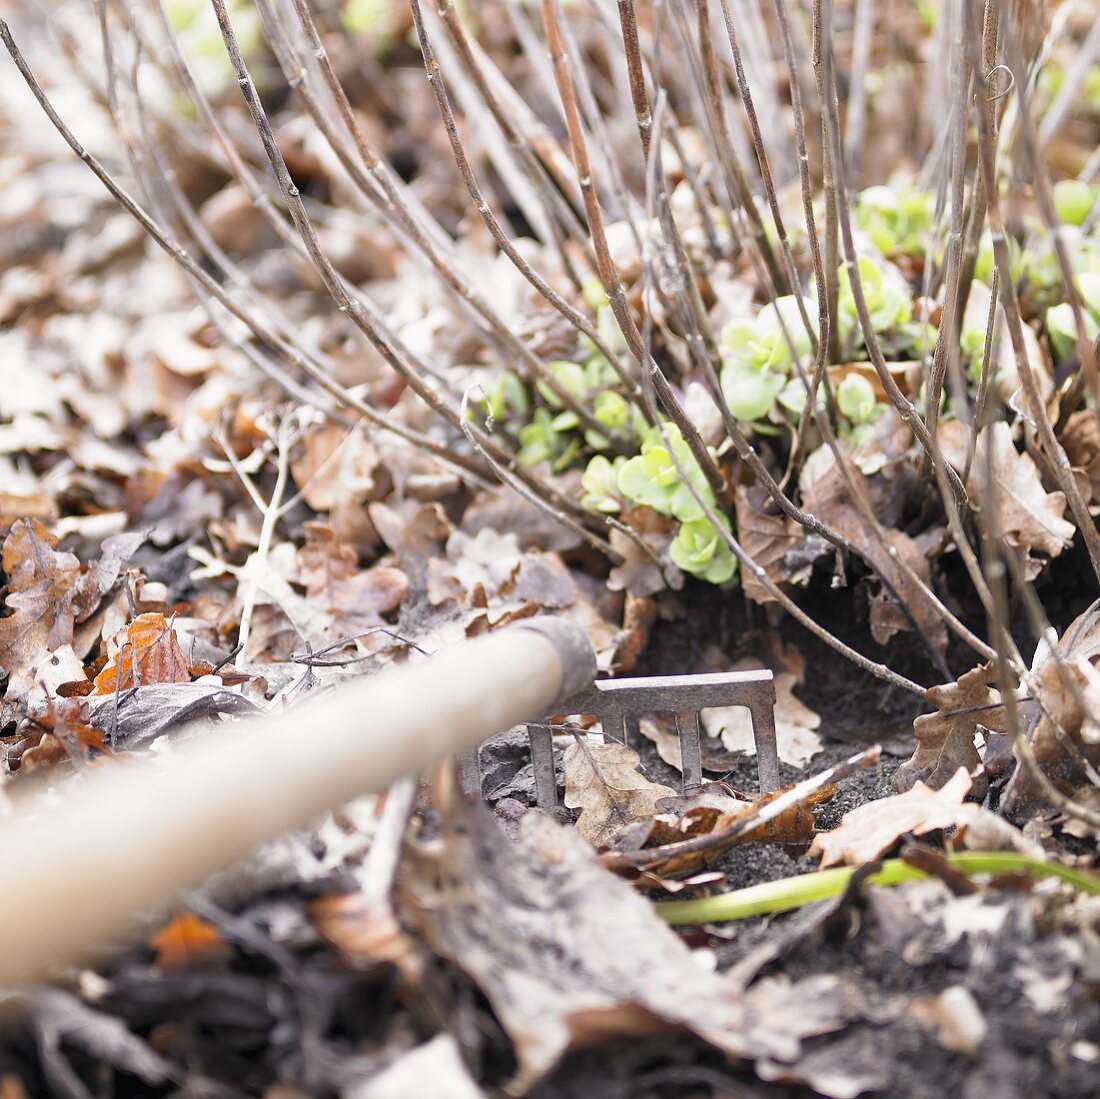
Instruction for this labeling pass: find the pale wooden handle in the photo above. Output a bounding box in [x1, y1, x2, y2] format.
[0, 619, 595, 987]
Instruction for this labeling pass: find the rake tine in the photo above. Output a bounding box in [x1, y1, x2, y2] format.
[676, 710, 704, 795]
[750, 697, 781, 793]
[527, 723, 559, 809]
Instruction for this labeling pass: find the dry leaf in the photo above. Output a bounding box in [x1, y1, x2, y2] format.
[940, 420, 1074, 578]
[0, 520, 141, 699]
[734, 485, 801, 604]
[894, 662, 1007, 796]
[148, 913, 228, 970]
[92, 613, 191, 695]
[799, 445, 947, 656]
[702, 663, 823, 768]
[810, 768, 975, 867]
[564, 740, 677, 847]
[298, 522, 408, 639]
[1003, 648, 1100, 818]
[309, 892, 417, 974]
[403, 796, 839, 1092]
[1061, 409, 1100, 514]
[606, 509, 679, 597]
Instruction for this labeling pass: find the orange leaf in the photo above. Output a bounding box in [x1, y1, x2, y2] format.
[149, 913, 227, 970]
[93, 612, 191, 695]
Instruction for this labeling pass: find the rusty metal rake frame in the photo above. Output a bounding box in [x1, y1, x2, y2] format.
[466, 669, 780, 808]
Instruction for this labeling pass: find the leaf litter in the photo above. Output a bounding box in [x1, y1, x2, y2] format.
[0, 2, 1098, 1097]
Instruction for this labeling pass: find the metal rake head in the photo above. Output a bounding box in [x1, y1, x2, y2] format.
[466, 668, 779, 809]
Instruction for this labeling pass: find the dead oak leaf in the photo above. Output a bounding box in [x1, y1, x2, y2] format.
[607, 508, 679, 597]
[1061, 409, 1100, 515]
[564, 740, 677, 848]
[426, 528, 523, 607]
[1003, 650, 1100, 818]
[893, 661, 1007, 796]
[810, 767, 975, 868]
[735, 485, 804, 605]
[940, 420, 1074, 577]
[0, 520, 141, 699]
[798, 444, 947, 656]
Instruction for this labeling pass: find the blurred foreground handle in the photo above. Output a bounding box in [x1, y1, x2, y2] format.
[0, 619, 596, 988]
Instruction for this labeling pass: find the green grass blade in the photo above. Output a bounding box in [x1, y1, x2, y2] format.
[656, 852, 1100, 926]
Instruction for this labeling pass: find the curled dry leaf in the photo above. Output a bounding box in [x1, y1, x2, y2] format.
[607, 508, 679, 597]
[148, 913, 228, 970]
[1003, 632, 1100, 818]
[92, 612, 192, 695]
[939, 420, 1074, 579]
[563, 739, 677, 848]
[894, 661, 1007, 797]
[309, 892, 419, 977]
[811, 768, 975, 868]
[1062, 409, 1100, 515]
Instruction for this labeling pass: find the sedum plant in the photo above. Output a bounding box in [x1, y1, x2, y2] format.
[580, 424, 737, 586]
[855, 185, 935, 258]
[720, 296, 812, 423]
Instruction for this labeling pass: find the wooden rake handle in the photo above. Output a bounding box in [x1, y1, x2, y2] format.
[0, 619, 596, 988]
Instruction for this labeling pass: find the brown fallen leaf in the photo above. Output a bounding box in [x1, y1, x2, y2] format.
[563, 739, 677, 848]
[1061, 409, 1100, 515]
[0, 491, 57, 533]
[606, 508, 680, 597]
[17, 696, 108, 773]
[92, 613, 192, 695]
[1002, 642, 1100, 819]
[734, 484, 802, 604]
[403, 792, 841, 1092]
[610, 593, 657, 675]
[894, 661, 1007, 796]
[939, 420, 1074, 578]
[0, 520, 143, 700]
[298, 522, 408, 639]
[309, 892, 419, 975]
[810, 767, 976, 868]
[0, 519, 81, 694]
[798, 444, 947, 656]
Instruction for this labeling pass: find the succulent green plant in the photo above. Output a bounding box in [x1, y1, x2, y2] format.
[516, 408, 581, 470]
[1053, 179, 1100, 228]
[719, 296, 811, 423]
[166, 0, 264, 92]
[670, 514, 738, 585]
[615, 424, 716, 523]
[1046, 271, 1100, 361]
[837, 255, 937, 358]
[855, 185, 934, 257]
[836, 373, 878, 426]
[579, 454, 625, 513]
